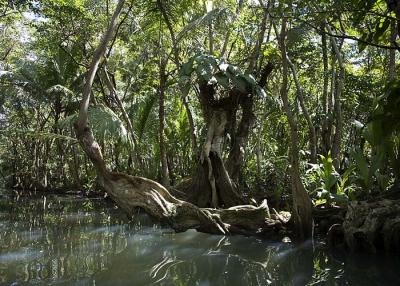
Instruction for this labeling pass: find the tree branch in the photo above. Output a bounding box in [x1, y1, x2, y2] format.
[76, 0, 125, 129]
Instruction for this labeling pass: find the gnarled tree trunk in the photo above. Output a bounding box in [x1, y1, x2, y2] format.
[188, 83, 244, 208]
[188, 63, 273, 208]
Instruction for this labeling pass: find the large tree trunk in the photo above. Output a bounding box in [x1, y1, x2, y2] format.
[186, 61, 273, 208]
[74, 0, 288, 238]
[188, 82, 244, 208]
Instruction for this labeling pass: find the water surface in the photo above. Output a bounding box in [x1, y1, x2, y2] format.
[0, 191, 399, 285]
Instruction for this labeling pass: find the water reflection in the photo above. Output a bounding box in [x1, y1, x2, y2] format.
[0, 192, 399, 285]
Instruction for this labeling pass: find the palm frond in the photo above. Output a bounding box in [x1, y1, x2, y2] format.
[135, 94, 157, 141]
[59, 105, 130, 144]
[0, 129, 78, 142]
[46, 84, 75, 96]
[90, 105, 129, 143]
[176, 8, 228, 42]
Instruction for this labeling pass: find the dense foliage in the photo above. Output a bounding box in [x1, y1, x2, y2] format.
[0, 0, 398, 209]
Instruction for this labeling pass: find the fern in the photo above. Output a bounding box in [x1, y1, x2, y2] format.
[46, 84, 74, 96]
[59, 105, 130, 144]
[0, 129, 78, 142]
[176, 8, 228, 42]
[135, 94, 157, 141]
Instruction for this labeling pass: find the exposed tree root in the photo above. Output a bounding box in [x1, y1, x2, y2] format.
[100, 169, 289, 236]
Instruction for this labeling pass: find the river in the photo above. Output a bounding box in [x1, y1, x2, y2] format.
[0, 191, 399, 285]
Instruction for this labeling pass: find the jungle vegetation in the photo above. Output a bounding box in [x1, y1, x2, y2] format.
[1, 0, 399, 249]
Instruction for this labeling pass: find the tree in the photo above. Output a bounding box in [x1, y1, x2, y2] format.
[74, 0, 287, 237]
[278, 16, 313, 240]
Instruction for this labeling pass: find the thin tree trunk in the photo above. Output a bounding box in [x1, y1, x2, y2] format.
[248, 0, 270, 73]
[158, 60, 170, 187]
[279, 17, 313, 241]
[182, 96, 198, 157]
[208, 20, 214, 55]
[220, 0, 244, 58]
[326, 23, 344, 170]
[321, 23, 331, 156]
[103, 67, 142, 169]
[157, 0, 198, 159]
[389, 19, 397, 81]
[287, 56, 317, 163]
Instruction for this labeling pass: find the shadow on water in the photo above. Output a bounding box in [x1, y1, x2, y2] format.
[0, 190, 399, 286]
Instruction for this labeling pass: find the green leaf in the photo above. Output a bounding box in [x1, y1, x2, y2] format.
[136, 95, 157, 141]
[353, 150, 370, 187]
[373, 18, 390, 42]
[243, 74, 257, 86]
[180, 58, 194, 77]
[214, 72, 230, 88]
[231, 75, 248, 92]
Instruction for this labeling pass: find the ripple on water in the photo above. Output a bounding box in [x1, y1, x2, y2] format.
[0, 248, 43, 263]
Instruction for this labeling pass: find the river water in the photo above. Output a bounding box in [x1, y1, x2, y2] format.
[0, 191, 399, 285]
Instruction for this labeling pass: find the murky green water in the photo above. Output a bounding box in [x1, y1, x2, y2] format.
[0, 191, 399, 286]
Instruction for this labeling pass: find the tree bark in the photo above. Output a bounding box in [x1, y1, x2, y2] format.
[279, 17, 313, 241]
[247, 0, 270, 73]
[343, 199, 400, 253]
[188, 82, 244, 208]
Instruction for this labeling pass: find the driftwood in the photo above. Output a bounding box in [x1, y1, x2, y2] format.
[74, 0, 289, 238]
